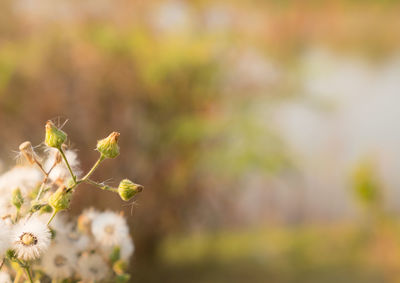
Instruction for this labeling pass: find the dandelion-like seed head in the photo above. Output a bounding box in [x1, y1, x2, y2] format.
[91, 211, 129, 247]
[13, 217, 51, 261]
[77, 253, 109, 282]
[41, 242, 77, 280]
[20, 232, 37, 246]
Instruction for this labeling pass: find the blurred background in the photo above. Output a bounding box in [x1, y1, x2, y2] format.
[1, 0, 400, 282]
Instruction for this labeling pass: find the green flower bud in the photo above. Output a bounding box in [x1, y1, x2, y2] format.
[118, 179, 143, 201]
[113, 260, 127, 275]
[96, 132, 120, 159]
[11, 188, 24, 209]
[45, 121, 67, 148]
[110, 246, 121, 264]
[48, 186, 72, 212]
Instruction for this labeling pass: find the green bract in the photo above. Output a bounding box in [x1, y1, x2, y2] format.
[118, 179, 143, 201]
[45, 121, 67, 148]
[96, 132, 120, 159]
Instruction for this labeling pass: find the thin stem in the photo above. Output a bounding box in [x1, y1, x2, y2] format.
[58, 147, 76, 183]
[47, 210, 58, 226]
[23, 266, 33, 283]
[85, 179, 117, 192]
[13, 269, 22, 283]
[34, 159, 47, 177]
[81, 155, 105, 182]
[35, 182, 46, 201]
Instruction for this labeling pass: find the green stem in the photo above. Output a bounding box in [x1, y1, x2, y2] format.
[23, 266, 33, 283]
[58, 147, 76, 183]
[85, 179, 118, 192]
[81, 155, 105, 182]
[47, 210, 58, 226]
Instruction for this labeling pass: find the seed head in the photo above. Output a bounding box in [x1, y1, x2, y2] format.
[19, 141, 37, 164]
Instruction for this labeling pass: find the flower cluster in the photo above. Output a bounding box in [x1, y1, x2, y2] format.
[0, 120, 142, 282]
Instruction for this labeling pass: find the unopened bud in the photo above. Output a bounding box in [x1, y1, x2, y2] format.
[45, 121, 67, 148]
[113, 259, 127, 275]
[19, 141, 37, 164]
[11, 188, 24, 210]
[96, 132, 120, 159]
[118, 179, 143, 201]
[48, 186, 72, 212]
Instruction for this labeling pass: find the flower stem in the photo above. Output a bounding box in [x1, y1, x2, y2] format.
[47, 210, 58, 226]
[85, 179, 118, 192]
[23, 266, 33, 283]
[81, 155, 105, 182]
[58, 147, 76, 183]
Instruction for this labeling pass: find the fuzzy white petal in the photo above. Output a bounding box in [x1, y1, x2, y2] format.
[12, 217, 51, 261]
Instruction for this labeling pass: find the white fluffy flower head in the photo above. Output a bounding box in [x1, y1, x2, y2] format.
[77, 253, 109, 282]
[12, 217, 51, 261]
[0, 220, 11, 257]
[41, 241, 78, 279]
[0, 272, 11, 283]
[91, 211, 129, 247]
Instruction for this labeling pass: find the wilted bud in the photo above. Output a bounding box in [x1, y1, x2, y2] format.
[118, 179, 143, 201]
[11, 188, 24, 210]
[19, 141, 37, 164]
[48, 186, 72, 212]
[45, 121, 67, 148]
[96, 132, 120, 159]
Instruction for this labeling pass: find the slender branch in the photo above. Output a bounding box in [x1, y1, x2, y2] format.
[47, 210, 58, 226]
[23, 266, 33, 283]
[34, 159, 47, 177]
[85, 179, 117, 193]
[80, 155, 105, 182]
[58, 147, 76, 183]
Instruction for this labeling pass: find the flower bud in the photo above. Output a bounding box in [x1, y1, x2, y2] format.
[11, 188, 24, 210]
[45, 121, 67, 148]
[113, 259, 127, 275]
[96, 132, 120, 159]
[48, 186, 72, 212]
[19, 141, 37, 164]
[118, 179, 143, 201]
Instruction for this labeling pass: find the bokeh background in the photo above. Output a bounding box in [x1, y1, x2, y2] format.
[1, 0, 400, 282]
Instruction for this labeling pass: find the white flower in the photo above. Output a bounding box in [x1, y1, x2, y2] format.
[38, 212, 73, 235]
[100, 234, 134, 262]
[0, 271, 11, 283]
[77, 253, 109, 282]
[12, 217, 51, 261]
[0, 197, 16, 219]
[41, 242, 78, 279]
[0, 220, 11, 257]
[0, 166, 42, 195]
[66, 231, 91, 252]
[91, 211, 129, 247]
[119, 235, 135, 261]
